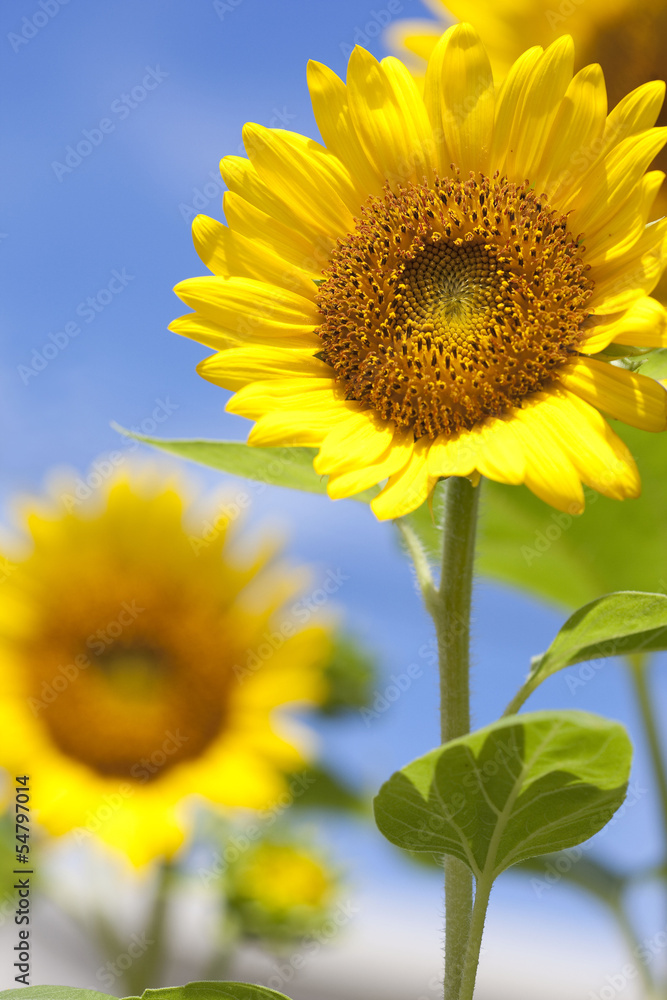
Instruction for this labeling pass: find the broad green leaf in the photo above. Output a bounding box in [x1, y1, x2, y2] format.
[373, 710, 631, 880]
[122, 984, 292, 1000]
[112, 427, 377, 502]
[0, 990, 116, 1000]
[526, 592, 667, 696]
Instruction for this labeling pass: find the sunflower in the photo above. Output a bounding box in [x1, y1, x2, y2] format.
[226, 840, 338, 942]
[172, 25, 667, 520]
[0, 470, 330, 865]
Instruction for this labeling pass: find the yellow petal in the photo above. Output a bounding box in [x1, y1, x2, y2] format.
[584, 171, 664, 265]
[223, 191, 327, 275]
[314, 411, 397, 475]
[326, 431, 414, 499]
[174, 276, 320, 336]
[490, 45, 542, 171]
[247, 410, 334, 447]
[425, 23, 494, 177]
[512, 405, 585, 514]
[228, 379, 345, 420]
[589, 219, 667, 313]
[169, 312, 321, 353]
[601, 81, 666, 157]
[472, 418, 526, 484]
[536, 63, 607, 201]
[537, 392, 640, 500]
[198, 348, 332, 391]
[169, 312, 239, 352]
[507, 36, 574, 185]
[307, 59, 384, 197]
[346, 47, 433, 188]
[580, 297, 667, 353]
[371, 438, 431, 520]
[381, 55, 437, 184]
[242, 124, 354, 239]
[567, 128, 667, 237]
[192, 214, 315, 297]
[560, 358, 667, 431]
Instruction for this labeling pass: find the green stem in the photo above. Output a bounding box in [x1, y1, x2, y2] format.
[121, 859, 175, 996]
[626, 655, 667, 999]
[456, 874, 493, 1000]
[627, 655, 667, 851]
[397, 478, 481, 999]
[612, 900, 657, 998]
[433, 477, 480, 1000]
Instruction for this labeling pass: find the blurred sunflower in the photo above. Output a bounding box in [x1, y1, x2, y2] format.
[173, 25, 667, 520]
[226, 840, 338, 942]
[0, 470, 330, 865]
[386, 0, 667, 213]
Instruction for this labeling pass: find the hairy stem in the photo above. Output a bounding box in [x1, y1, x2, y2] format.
[434, 477, 480, 1000]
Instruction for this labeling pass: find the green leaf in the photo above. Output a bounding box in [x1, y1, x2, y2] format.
[527, 592, 667, 694]
[373, 710, 631, 879]
[0, 990, 116, 1000]
[637, 348, 667, 380]
[121, 984, 293, 1000]
[478, 423, 667, 608]
[112, 428, 376, 502]
[319, 635, 377, 715]
[284, 764, 365, 813]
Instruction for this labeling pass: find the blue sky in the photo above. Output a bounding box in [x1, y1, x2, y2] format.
[2, 0, 666, 993]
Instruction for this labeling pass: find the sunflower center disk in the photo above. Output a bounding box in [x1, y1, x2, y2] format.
[316, 175, 594, 438]
[31, 631, 229, 781]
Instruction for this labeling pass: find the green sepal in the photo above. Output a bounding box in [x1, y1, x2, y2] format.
[373, 710, 631, 880]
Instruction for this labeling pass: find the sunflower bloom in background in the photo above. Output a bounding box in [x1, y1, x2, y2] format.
[172, 25, 667, 520]
[0, 470, 330, 865]
[226, 840, 339, 943]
